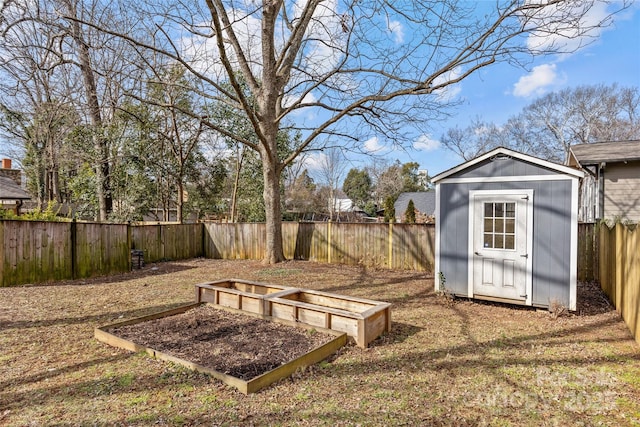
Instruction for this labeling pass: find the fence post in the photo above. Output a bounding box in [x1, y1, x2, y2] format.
[200, 222, 205, 258]
[70, 219, 77, 279]
[0, 221, 4, 287]
[388, 222, 393, 269]
[615, 223, 623, 312]
[327, 220, 332, 264]
[127, 222, 132, 270]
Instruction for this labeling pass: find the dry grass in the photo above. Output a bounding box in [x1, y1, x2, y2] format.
[1, 258, 639, 426]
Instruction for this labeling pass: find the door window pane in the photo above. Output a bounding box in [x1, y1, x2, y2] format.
[482, 201, 516, 250]
[505, 235, 515, 249]
[505, 219, 515, 233]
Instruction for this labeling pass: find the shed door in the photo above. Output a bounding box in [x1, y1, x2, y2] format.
[471, 192, 532, 303]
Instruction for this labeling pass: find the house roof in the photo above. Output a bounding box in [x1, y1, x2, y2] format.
[568, 140, 640, 165]
[0, 176, 31, 200]
[395, 191, 435, 216]
[432, 146, 584, 182]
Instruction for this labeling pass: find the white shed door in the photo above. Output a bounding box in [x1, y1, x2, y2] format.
[471, 192, 531, 303]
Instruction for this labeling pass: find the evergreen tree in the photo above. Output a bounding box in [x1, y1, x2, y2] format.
[405, 199, 416, 223]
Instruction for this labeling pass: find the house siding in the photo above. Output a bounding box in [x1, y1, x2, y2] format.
[603, 161, 640, 222]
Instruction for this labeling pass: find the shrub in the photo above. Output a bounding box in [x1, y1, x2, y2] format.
[405, 199, 416, 223]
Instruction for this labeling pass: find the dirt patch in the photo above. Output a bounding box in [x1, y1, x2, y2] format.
[576, 280, 615, 315]
[109, 305, 336, 380]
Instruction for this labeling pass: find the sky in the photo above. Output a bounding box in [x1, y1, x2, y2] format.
[328, 2, 640, 179]
[1, 1, 639, 184]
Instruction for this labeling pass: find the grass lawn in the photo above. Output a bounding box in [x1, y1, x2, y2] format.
[1, 259, 639, 426]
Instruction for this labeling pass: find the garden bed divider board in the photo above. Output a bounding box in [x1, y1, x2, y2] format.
[194, 279, 297, 315]
[94, 303, 347, 394]
[193, 280, 391, 348]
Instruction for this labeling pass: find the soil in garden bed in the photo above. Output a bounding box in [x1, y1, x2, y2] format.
[108, 305, 336, 380]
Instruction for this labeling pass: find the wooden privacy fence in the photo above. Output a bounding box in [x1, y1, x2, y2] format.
[131, 223, 203, 263]
[0, 220, 204, 286]
[1, 219, 605, 287]
[577, 223, 599, 282]
[598, 223, 640, 345]
[0, 220, 129, 286]
[204, 222, 435, 271]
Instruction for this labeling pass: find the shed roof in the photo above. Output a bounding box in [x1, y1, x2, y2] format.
[395, 192, 435, 216]
[568, 140, 640, 165]
[0, 176, 31, 200]
[432, 146, 583, 182]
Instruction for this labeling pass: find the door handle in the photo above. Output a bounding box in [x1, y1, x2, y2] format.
[474, 251, 482, 256]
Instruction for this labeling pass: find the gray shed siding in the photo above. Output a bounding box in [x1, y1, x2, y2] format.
[456, 157, 558, 179]
[438, 178, 574, 308]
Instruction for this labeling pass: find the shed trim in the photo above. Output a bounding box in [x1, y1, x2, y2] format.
[432, 147, 584, 182]
[569, 178, 579, 311]
[467, 189, 534, 306]
[434, 183, 441, 291]
[436, 174, 580, 185]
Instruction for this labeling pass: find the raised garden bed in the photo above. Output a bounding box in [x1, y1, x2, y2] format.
[195, 280, 391, 348]
[194, 279, 292, 315]
[95, 304, 346, 394]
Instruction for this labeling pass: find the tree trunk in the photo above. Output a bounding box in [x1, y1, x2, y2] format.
[261, 154, 285, 264]
[67, 0, 111, 221]
[176, 180, 184, 223]
[230, 146, 244, 223]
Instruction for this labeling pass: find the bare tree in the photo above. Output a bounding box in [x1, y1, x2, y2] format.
[1, 0, 141, 220]
[441, 117, 515, 161]
[315, 147, 347, 220]
[514, 84, 640, 160]
[0, 2, 80, 208]
[63, 0, 627, 262]
[443, 84, 640, 163]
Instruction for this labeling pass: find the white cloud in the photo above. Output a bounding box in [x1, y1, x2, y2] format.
[181, 1, 345, 80]
[292, 0, 345, 76]
[433, 66, 463, 102]
[413, 135, 441, 152]
[179, 8, 264, 77]
[388, 19, 404, 44]
[301, 152, 325, 172]
[524, 1, 612, 57]
[284, 91, 317, 110]
[364, 137, 385, 153]
[512, 63, 560, 97]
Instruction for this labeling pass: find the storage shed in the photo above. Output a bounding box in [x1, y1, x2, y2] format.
[432, 147, 584, 311]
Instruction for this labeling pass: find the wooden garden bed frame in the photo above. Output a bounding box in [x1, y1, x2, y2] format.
[95, 303, 347, 394]
[195, 279, 391, 348]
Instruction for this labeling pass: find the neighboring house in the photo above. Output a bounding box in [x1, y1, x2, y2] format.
[331, 197, 354, 215]
[0, 159, 31, 215]
[394, 191, 435, 223]
[566, 140, 640, 222]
